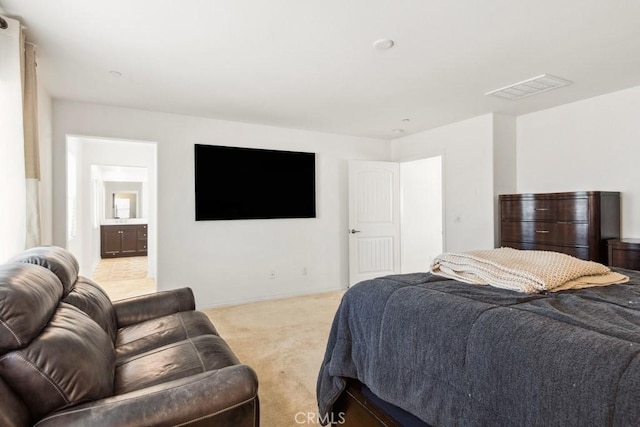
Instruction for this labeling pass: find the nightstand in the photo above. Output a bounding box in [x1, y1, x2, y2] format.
[608, 239, 640, 270]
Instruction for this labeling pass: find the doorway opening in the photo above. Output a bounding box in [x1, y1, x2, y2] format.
[400, 156, 443, 273]
[348, 156, 444, 286]
[65, 135, 157, 300]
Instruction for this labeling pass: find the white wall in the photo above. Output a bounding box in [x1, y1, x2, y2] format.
[493, 114, 517, 246]
[391, 114, 496, 252]
[0, 16, 26, 262]
[65, 137, 83, 258]
[517, 85, 640, 237]
[52, 101, 389, 307]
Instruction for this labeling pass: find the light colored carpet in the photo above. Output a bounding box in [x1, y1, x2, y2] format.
[203, 291, 344, 426]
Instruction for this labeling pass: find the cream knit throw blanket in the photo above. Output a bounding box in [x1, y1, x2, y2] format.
[430, 247, 629, 293]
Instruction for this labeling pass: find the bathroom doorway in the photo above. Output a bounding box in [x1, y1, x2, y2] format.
[66, 135, 157, 300]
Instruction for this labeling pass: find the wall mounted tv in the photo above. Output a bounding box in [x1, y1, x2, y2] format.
[194, 144, 316, 220]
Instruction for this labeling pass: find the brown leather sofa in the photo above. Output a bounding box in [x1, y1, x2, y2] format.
[0, 246, 259, 427]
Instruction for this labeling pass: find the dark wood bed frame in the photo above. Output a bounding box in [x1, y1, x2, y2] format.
[331, 380, 401, 427]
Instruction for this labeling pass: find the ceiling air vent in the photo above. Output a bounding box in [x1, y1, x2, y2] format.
[485, 74, 572, 100]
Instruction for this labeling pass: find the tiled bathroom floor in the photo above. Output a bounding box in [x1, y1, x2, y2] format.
[92, 256, 155, 301]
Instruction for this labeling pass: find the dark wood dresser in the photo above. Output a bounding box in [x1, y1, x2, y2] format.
[499, 191, 620, 264]
[608, 239, 640, 270]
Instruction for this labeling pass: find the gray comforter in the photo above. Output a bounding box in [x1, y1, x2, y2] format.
[317, 270, 640, 426]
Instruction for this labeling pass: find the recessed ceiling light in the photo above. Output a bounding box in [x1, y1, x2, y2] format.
[485, 74, 572, 100]
[373, 39, 395, 50]
[401, 118, 411, 122]
[108, 70, 122, 78]
[392, 129, 405, 134]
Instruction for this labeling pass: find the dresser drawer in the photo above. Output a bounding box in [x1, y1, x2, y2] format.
[502, 242, 590, 260]
[501, 198, 589, 222]
[501, 222, 590, 246]
[499, 192, 620, 265]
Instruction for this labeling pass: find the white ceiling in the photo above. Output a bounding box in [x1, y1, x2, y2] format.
[2, 0, 640, 139]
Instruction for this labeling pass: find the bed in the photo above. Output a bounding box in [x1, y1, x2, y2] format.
[317, 268, 640, 426]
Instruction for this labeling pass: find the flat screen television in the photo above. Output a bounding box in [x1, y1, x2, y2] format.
[194, 144, 316, 220]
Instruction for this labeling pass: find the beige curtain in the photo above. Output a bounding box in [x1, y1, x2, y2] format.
[21, 30, 41, 248]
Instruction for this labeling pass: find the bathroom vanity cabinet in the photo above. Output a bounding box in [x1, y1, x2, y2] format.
[100, 224, 148, 258]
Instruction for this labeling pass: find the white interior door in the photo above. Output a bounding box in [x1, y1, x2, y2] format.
[348, 160, 400, 286]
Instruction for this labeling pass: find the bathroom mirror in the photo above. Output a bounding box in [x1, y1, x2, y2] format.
[113, 193, 137, 219]
[103, 180, 144, 220]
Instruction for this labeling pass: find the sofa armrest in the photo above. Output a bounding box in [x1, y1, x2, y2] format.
[113, 287, 196, 328]
[36, 365, 259, 427]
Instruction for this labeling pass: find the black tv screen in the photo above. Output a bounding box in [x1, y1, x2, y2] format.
[195, 144, 316, 220]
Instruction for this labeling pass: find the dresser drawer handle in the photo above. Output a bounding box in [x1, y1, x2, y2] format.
[534, 208, 549, 211]
[535, 230, 550, 234]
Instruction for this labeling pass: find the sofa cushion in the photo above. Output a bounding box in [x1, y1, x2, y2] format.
[35, 367, 259, 427]
[115, 310, 218, 360]
[0, 264, 63, 353]
[0, 303, 115, 421]
[0, 375, 30, 427]
[63, 277, 117, 343]
[113, 288, 196, 328]
[115, 335, 239, 394]
[10, 246, 79, 295]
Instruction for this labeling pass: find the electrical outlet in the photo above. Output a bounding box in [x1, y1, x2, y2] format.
[270, 270, 276, 280]
[303, 267, 308, 276]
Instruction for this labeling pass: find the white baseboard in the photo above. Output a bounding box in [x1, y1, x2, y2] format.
[198, 285, 346, 309]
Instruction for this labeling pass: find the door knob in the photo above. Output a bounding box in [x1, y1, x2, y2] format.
[349, 229, 361, 234]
